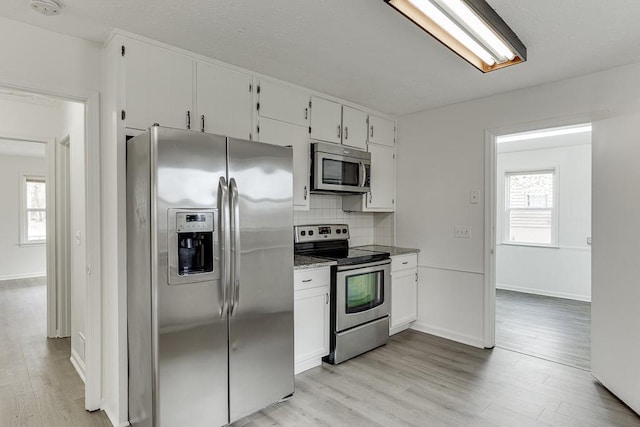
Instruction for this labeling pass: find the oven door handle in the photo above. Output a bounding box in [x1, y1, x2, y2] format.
[336, 259, 390, 272]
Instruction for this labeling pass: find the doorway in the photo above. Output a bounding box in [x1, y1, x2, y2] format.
[491, 123, 592, 369]
[0, 86, 106, 422]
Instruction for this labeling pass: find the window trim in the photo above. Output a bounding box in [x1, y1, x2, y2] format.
[503, 168, 559, 247]
[20, 174, 47, 246]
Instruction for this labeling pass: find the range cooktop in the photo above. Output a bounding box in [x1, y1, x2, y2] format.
[294, 224, 390, 266]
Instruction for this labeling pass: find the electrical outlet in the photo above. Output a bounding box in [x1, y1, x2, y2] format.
[470, 190, 479, 204]
[454, 226, 471, 238]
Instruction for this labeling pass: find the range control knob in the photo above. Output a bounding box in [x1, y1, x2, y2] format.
[309, 230, 314, 236]
[342, 228, 348, 234]
[336, 229, 341, 234]
[301, 231, 306, 236]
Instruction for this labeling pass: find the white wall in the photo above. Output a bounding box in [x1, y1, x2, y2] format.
[59, 101, 89, 378]
[0, 152, 47, 279]
[294, 194, 386, 247]
[0, 17, 101, 94]
[0, 16, 102, 416]
[0, 98, 63, 281]
[496, 137, 592, 301]
[396, 61, 640, 348]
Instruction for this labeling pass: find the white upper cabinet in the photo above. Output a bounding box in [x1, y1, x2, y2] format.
[342, 106, 368, 150]
[123, 38, 150, 130]
[368, 143, 395, 210]
[310, 96, 342, 144]
[124, 39, 194, 131]
[342, 142, 395, 212]
[258, 80, 310, 127]
[196, 61, 253, 139]
[149, 49, 194, 130]
[368, 115, 395, 147]
[257, 117, 310, 210]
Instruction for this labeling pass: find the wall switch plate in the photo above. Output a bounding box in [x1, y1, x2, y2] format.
[454, 226, 471, 238]
[470, 190, 479, 204]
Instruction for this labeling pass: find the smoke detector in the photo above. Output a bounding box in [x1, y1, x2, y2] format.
[30, 0, 62, 16]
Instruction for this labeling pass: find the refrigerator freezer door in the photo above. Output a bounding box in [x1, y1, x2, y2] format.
[153, 127, 229, 427]
[227, 138, 295, 422]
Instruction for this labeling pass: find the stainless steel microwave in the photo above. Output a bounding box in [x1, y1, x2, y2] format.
[311, 142, 370, 194]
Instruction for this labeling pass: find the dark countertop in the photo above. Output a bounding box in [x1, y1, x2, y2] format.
[294, 255, 337, 270]
[354, 245, 420, 257]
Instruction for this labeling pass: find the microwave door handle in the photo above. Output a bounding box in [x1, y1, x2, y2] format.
[218, 177, 230, 317]
[359, 162, 365, 187]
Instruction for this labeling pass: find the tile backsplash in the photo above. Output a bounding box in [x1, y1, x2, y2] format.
[294, 194, 394, 247]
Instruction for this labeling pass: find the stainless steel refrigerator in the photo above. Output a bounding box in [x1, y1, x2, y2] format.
[127, 126, 294, 427]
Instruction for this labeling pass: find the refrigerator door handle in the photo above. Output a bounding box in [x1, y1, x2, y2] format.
[229, 177, 241, 316]
[218, 176, 231, 317]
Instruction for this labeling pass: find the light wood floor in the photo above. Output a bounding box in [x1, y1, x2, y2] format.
[0, 277, 111, 427]
[496, 289, 591, 370]
[4, 279, 637, 427]
[238, 330, 639, 427]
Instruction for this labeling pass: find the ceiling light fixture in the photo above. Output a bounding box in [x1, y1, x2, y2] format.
[384, 0, 526, 72]
[30, 0, 62, 16]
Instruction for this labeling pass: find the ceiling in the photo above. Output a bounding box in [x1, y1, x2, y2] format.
[4, 0, 640, 115]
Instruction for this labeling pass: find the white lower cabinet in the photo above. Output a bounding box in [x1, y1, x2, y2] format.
[294, 267, 330, 374]
[390, 253, 418, 335]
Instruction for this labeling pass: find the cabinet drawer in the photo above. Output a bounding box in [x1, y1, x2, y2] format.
[294, 267, 331, 291]
[391, 254, 417, 272]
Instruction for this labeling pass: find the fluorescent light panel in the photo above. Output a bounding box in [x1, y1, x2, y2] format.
[497, 124, 592, 144]
[385, 0, 527, 72]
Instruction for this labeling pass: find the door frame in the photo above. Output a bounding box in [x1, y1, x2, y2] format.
[50, 135, 72, 339]
[483, 112, 606, 349]
[0, 79, 102, 411]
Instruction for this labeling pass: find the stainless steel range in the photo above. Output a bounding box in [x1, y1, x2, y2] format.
[294, 224, 390, 364]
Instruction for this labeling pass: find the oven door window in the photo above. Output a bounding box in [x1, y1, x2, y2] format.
[322, 159, 360, 187]
[345, 270, 384, 314]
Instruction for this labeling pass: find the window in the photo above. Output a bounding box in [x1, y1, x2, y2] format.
[505, 170, 557, 245]
[21, 176, 46, 244]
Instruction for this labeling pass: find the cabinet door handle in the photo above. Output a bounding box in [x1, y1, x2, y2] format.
[201, 115, 205, 132]
[325, 293, 329, 304]
[304, 185, 308, 200]
[370, 125, 374, 138]
[305, 108, 308, 120]
[402, 261, 409, 265]
[302, 279, 313, 283]
[186, 110, 191, 130]
[345, 126, 349, 140]
[368, 192, 372, 204]
[415, 272, 418, 282]
[337, 125, 342, 139]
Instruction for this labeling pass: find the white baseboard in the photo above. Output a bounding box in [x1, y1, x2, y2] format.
[70, 348, 86, 384]
[295, 357, 323, 375]
[410, 322, 485, 349]
[104, 404, 131, 427]
[390, 322, 412, 336]
[496, 283, 591, 302]
[0, 272, 46, 281]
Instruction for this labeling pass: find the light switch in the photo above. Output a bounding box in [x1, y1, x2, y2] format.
[470, 190, 479, 204]
[75, 231, 82, 246]
[454, 226, 471, 238]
